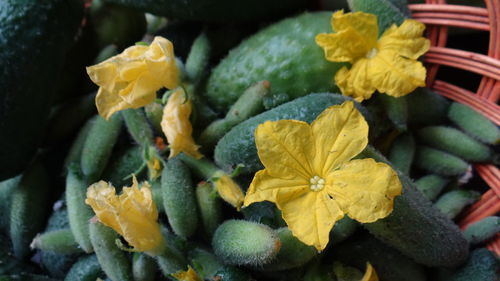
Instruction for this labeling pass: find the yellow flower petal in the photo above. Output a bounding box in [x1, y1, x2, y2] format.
[279, 191, 344, 251]
[255, 120, 316, 179]
[213, 172, 245, 210]
[368, 49, 427, 97]
[310, 101, 368, 175]
[244, 169, 309, 207]
[378, 20, 430, 60]
[172, 266, 202, 281]
[361, 263, 379, 281]
[87, 36, 179, 119]
[85, 177, 165, 253]
[326, 158, 402, 223]
[161, 89, 203, 159]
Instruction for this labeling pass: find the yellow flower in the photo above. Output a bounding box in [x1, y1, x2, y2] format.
[244, 101, 402, 251]
[213, 171, 245, 210]
[361, 263, 379, 281]
[85, 177, 165, 254]
[87, 36, 179, 119]
[172, 266, 202, 281]
[161, 88, 203, 159]
[315, 11, 430, 101]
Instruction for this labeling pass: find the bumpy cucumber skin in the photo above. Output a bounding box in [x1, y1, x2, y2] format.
[64, 255, 103, 281]
[132, 253, 156, 281]
[407, 88, 450, 125]
[415, 174, 449, 201]
[9, 161, 51, 259]
[360, 147, 469, 267]
[32, 229, 82, 255]
[378, 95, 408, 132]
[214, 93, 357, 174]
[334, 233, 427, 281]
[121, 109, 154, 146]
[0, 0, 83, 180]
[415, 146, 469, 176]
[161, 158, 198, 238]
[417, 126, 493, 162]
[388, 133, 415, 175]
[104, 0, 306, 22]
[195, 182, 222, 238]
[348, 0, 405, 36]
[206, 12, 344, 111]
[434, 190, 481, 219]
[448, 102, 500, 144]
[448, 248, 499, 281]
[463, 216, 500, 245]
[189, 248, 223, 280]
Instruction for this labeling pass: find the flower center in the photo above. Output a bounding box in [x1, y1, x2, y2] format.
[309, 176, 325, 191]
[366, 48, 378, 59]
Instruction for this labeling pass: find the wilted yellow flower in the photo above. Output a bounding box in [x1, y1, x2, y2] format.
[85, 177, 165, 254]
[244, 101, 402, 250]
[213, 171, 245, 210]
[172, 266, 202, 281]
[315, 11, 430, 101]
[361, 263, 379, 281]
[87, 36, 179, 119]
[161, 88, 203, 159]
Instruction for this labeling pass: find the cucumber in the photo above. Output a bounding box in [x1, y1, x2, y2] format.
[132, 253, 156, 281]
[214, 93, 361, 174]
[303, 261, 335, 281]
[348, 0, 405, 36]
[463, 216, 500, 245]
[189, 248, 223, 280]
[415, 174, 449, 201]
[447, 248, 499, 281]
[0, 0, 84, 180]
[378, 94, 408, 132]
[161, 158, 198, 238]
[102, 146, 144, 187]
[185, 32, 211, 83]
[388, 133, 415, 175]
[0, 274, 60, 281]
[64, 118, 94, 170]
[415, 146, 470, 176]
[205, 12, 345, 111]
[122, 108, 154, 147]
[0, 176, 20, 231]
[448, 102, 500, 145]
[417, 126, 493, 162]
[9, 161, 51, 259]
[195, 182, 222, 238]
[434, 190, 481, 219]
[330, 217, 359, 245]
[31, 229, 82, 255]
[102, 0, 306, 23]
[407, 88, 450, 125]
[359, 146, 469, 267]
[64, 255, 103, 281]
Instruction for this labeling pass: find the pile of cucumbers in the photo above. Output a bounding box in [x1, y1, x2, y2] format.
[0, 0, 498, 280]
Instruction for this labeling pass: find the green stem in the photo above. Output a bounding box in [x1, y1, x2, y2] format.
[178, 154, 218, 179]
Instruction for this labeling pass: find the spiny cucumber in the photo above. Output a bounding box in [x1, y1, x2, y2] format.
[205, 12, 344, 111]
[66, 165, 94, 253]
[388, 133, 415, 175]
[89, 221, 133, 281]
[189, 248, 223, 280]
[407, 87, 450, 125]
[463, 216, 500, 245]
[31, 229, 82, 255]
[415, 146, 470, 176]
[161, 158, 198, 238]
[81, 114, 122, 182]
[415, 174, 449, 201]
[195, 181, 222, 238]
[64, 117, 94, 170]
[378, 94, 408, 132]
[448, 102, 500, 144]
[121, 108, 154, 147]
[185, 32, 211, 83]
[64, 255, 103, 281]
[359, 146, 469, 267]
[417, 126, 493, 162]
[212, 220, 280, 266]
[214, 93, 360, 174]
[132, 253, 157, 281]
[434, 190, 481, 219]
[447, 248, 499, 281]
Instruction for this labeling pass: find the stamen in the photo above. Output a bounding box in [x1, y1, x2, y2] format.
[366, 48, 378, 59]
[309, 176, 325, 191]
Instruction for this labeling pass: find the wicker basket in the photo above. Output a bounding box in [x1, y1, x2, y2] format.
[409, 0, 500, 254]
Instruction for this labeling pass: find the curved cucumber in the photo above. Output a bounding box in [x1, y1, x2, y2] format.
[434, 190, 481, 219]
[206, 12, 344, 111]
[415, 146, 469, 176]
[448, 248, 499, 281]
[463, 216, 500, 245]
[388, 132, 415, 175]
[64, 255, 103, 281]
[214, 93, 359, 174]
[448, 102, 500, 145]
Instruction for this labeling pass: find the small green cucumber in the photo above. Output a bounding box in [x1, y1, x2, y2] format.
[195, 181, 222, 238]
[185, 32, 211, 83]
[121, 108, 154, 147]
[151, 180, 164, 213]
[417, 126, 493, 162]
[434, 190, 481, 219]
[242, 201, 286, 229]
[0, 176, 20, 231]
[161, 158, 198, 238]
[407, 88, 450, 125]
[388, 133, 415, 175]
[415, 174, 449, 201]
[64, 117, 94, 170]
[415, 146, 470, 176]
[81, 114, 122, 182]
[214, 93, 359, 174]
[359, 146, 469, 267]
[258, 228, 316, 272]
[132, 253, 157, 281]
[66, 165, 94, 253]
[447, 248, 499, 281]
[189, 248, 223, 280]
[31, 229, 82, 255]
[102, 146, 144, 187]
[155, 243, 187, 276]
[9, 161, 51, 259]
[463, 216, 500, 244]
[378, 95, 408, 132]
[64, 255, 103, 281]
[212, 220, 280, 266]
[348, 0, 405, 35]
[205, 12, 344, 111]
[89, 221, 133, 281]
[330, 217, 359, 245]
[333, 233, 427, 281]
[448, 102, 500, 144]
